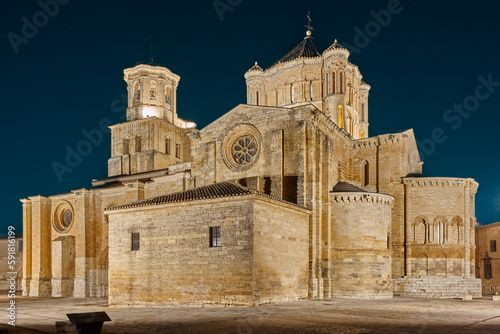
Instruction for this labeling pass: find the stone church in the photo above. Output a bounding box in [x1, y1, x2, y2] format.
[21, 27, 481, 306]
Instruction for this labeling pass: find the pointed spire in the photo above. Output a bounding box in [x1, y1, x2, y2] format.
[247, 61, 263, 72]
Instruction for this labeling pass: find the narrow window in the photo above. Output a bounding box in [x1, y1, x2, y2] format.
[363, 161, 369, 186]
[491, 240, 497, 252]
[326, 73, 329, 94]
[175, 143, 181, 159]
[256, 91, 259, 106]
[361, 131, 365, 139]
[131, 233, 140, 251]
[485, 262, 493, 279]
[134, 83, 141, 101]
[291, 83, 294, 103]
[275, 90, 279, 106]
[332, 71, 336, 94]
[18, 240, 23, 253]
[339, 105, 343, 129]
[165, 138, 171, 155]
[340, 71, 344, 93]
[210, 227, 221, 247]
[361, 103, 365, 122]
[135, 135, 142, 153]
[150, 81, 156, 99]
[310, 81, 313, 100]
[165, 85, 171, 104]
[123, 138, 130, 155]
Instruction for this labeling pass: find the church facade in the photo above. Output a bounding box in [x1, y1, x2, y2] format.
[21, 28, 481, 306]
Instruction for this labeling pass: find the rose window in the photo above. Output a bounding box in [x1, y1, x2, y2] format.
[232, 135, 258, 165]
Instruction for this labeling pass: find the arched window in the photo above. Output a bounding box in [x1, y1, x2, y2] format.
[362, 161, 369, 186]
[361, 103, 365, 121]
[165, 137, 171, 155]
[291, 83, 294, 103]
[256, 91, 259, 106]
[134, 82, 141, 102]
[135, 134, 142, 153]
[175, 142, 181, 159]
[338, 105, 343, 129]
[150, 81, 156, 99]
[165, 85, 171, 104]
[310, 81, 313, 100]
[437, 221, 445, 244]
[332, 71, 336, 94]
[339, 71, 344, 93]
[361, 131, 365, 139]
[326, 73, 329, 94]
[123, 137, 129, 155]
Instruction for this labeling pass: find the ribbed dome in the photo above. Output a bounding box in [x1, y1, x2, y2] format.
[271, 34, 321, 68]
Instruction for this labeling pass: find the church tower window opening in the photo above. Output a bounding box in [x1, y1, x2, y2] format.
[165, 137, 171, 155]
[332, 71, 336, 94]
[339, 105, 343, 129]
[310, 81, 313, 100]
[291, 83, 295, 103]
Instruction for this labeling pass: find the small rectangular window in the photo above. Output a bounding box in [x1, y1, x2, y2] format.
[210, 227, 221, 247]
[485, 263, 493, 279]
[132, 233, 140, 251]
[491, 240, 497, 252]
[18, 240, 23, 253]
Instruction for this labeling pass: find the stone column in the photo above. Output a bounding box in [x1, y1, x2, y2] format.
[21, 199, 32, 296]
[404, 181, 412, 277]
[270, 129, 284, 198]
[29, 196, 52, 297]
[464, 183, 471, 278]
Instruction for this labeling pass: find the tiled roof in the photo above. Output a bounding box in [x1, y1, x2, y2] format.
[272, 36, 321, 67]
[331, 181, 367, 193]
[105, 182, 253, 211]
[105, 182, 310, 211]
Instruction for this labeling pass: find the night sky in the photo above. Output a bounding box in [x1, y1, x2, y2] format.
[2, 0, 500, 236]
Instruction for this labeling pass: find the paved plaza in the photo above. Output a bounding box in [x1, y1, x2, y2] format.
[1, 294, 500, 333]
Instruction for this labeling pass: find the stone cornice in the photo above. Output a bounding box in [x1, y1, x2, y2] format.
[403, 177, 478, 190]
[109, 116, 191, 133]
[330, 192, 394, 206]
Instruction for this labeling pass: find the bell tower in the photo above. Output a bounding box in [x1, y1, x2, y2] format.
[124, 64, 180, 124]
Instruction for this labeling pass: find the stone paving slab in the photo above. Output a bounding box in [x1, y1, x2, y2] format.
[1, 295, 500, 333]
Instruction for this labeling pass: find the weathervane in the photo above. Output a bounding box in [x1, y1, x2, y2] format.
[305, 12, 313, 35]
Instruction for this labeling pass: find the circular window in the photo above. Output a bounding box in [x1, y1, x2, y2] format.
[52, 201, 74, 233]
[61, 210, 73, 227]
[232, 135, 258, 165]
[222, 124, 262, 171]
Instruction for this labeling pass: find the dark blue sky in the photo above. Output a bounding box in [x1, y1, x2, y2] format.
[2, 0, 500, 235]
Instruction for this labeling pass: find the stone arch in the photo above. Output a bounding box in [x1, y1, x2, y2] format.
[133, 81, 141, 104]
[413, 217, 427, 244]
[414, 253, 428, 277]
[149, 80, 157, 99]
[452, 216, 464, 244]
[97, 246, 109, 297]
[434, 252, 447, 277]
[135, 133, 142, 153]
[433, 216, 448, 244]
[361, 160, 369, 186]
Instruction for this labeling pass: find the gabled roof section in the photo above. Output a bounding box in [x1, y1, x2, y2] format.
[324, 39, 348, 53]
[105, 181, 310, 212]
[331, 181, 367, 193]
[105, 182, 252, 211]
[271, 35, 321, 68]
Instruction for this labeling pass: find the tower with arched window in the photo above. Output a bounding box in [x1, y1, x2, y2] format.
[244, 31, 370, 139]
